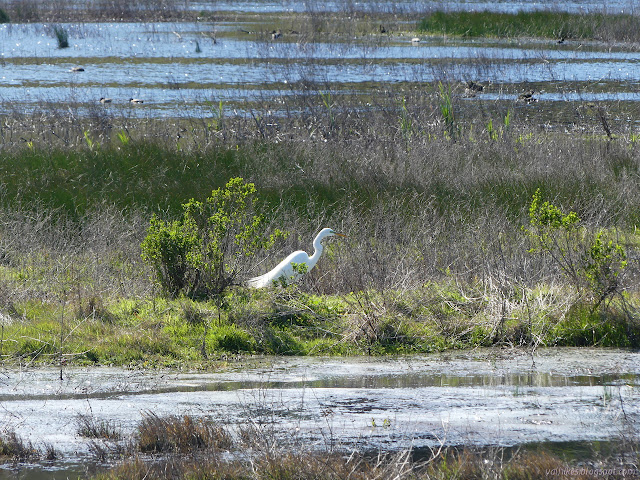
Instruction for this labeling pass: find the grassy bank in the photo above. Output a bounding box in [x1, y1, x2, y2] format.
[419, 10, 640, 42]
[1, 287, 638, 368]
[0, 94, 639, 365]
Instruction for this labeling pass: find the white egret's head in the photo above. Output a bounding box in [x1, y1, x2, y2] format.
[318, 228, 346, 240]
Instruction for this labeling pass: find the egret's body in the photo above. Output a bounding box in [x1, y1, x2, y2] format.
[247, 228, 344, 288]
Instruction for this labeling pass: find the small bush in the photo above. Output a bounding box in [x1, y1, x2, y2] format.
[525, 189, 627, 309]
[0, 9, 10, 23]
[141, 177, 284, 298]
[208, 324, 255, 352]
[547, 304, 640, 347]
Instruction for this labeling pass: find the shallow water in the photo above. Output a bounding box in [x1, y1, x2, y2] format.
[0, 348, 637, 478]
[1, 3, 639, 119]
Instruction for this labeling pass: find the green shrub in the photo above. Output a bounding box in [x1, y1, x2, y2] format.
[547, 304, 638, 347]
[525, 189, 626, 309]
[0, 9, 10, 23]
[208, 324, 255, 352]
[141, 215, 200, 297]
[141, 177, 284, 298]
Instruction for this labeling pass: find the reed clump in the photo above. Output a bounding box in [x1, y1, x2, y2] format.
[137, 412, 232, 453]
[0, 430, 40, 461]
[76, 414, 123, 441]
[53, 25, 69, 48]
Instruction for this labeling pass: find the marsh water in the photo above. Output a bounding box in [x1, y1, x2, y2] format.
[1, 0, 639, 120]
[0, 348, 638, 478]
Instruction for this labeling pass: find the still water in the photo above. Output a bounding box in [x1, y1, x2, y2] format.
[0, 348, 637, 477]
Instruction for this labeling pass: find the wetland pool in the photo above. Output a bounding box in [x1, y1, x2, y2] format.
[0, 347, 638, 478]
[1, 3, 640, 120]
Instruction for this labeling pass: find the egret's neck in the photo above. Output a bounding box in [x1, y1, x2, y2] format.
[309, 237, 324, 266]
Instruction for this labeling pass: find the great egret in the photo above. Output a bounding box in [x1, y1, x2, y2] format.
[247, 228, 345, 288]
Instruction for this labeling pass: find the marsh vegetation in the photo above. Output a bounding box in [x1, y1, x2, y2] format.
[1, 88, 640, 365]
[2, 415, 635, 480]
[0, 0, 639, 477]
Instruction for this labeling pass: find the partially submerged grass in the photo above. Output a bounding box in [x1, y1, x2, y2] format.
[77, 414, 123, 441]
[53, 25, 69, 49]
[2, 410, 634, 479]
[137, 412, 232, 453]
[419, 10, 640, 42]
[86, 414, 639, 479]
[3, 0, 191, 22]
[0, 430, 41, 462]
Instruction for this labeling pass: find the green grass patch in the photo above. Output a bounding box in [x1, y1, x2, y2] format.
[545, 303, 640, 347]
[0, 285, 638, 367]
[418, 10, 640, 41]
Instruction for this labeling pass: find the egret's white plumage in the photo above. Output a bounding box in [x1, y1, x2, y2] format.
[247, 228, 344, 288]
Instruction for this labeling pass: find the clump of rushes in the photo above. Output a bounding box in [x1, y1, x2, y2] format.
[76, 414, 122, 440]
[90, 426, 637, 480]
[0, 430, 39, 461]
[53, 25, 69, 48]
[137, 412, 232, 453]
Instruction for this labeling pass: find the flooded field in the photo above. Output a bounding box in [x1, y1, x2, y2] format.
[0, 0, 639, 121]
[0, 348, 638, 478]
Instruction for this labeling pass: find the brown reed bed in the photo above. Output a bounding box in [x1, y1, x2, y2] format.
[83, 414, 640, 479]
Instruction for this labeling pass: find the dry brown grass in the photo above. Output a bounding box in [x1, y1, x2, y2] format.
[137, 412, 233, 454]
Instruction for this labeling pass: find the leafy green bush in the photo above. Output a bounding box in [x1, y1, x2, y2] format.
[141, 177, 283, 298]
[208, 324, 255, 352]
[525, 189, 626, 309]
[0, 9, 10, 23]
[141, 215, 200, 297]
